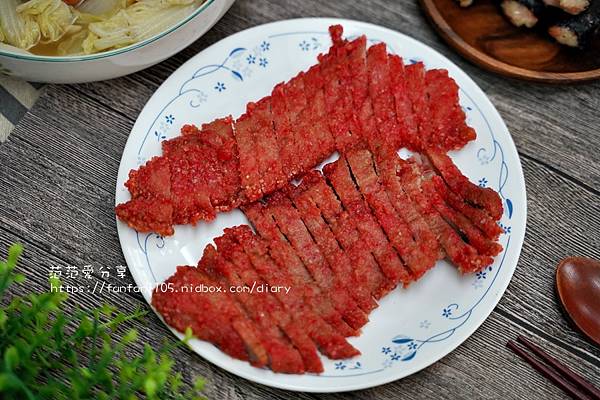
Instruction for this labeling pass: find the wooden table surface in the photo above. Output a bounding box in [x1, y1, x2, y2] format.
[1, 0, 599, 398]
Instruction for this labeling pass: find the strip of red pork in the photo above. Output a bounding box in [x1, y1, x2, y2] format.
[263, 192, 368, 331]
[299, 65, 337, 170]
[164, 118, 242, 211]
[271, 82, 300, 179]
[291, 175, 378, 313]
[374, 148, 443, 261]
[281, 74, 310, 176]
[151, 265, 268, 367]
[322, 157, 407, 289]
[424, 181, 503, 258]
[319, 27, 356, 151]
[431, 176, 504, 240]
[212, 233, 324, 373]
[234, 113, 262, 202]
[366, 43, 403, 151]
[396, 155, 494, 273]
[300, 171, 393, 300]
[199, 244, 306, 374]
[320, 29, 364, 151]
[404, 62, 431, 151]
[425, 69, 476, 151]
[116, 156, 176, 236]
[425, 149, 504, 220]
[242, 202, 358, 338]
[346, 35, 380, 149]
[389, 55, 418, 150]
[228, 225, 360, 359]
[246, 97, 287, 196]
[346, 148, 435, 281]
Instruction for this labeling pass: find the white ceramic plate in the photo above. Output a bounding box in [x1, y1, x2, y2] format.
[115, 18, 527, 393]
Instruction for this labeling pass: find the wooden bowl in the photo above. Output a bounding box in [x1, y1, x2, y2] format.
[420, 0, 600, 83]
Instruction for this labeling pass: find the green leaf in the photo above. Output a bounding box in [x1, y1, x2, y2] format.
[0, 373, 21, 391]
[0, 244, 206, 399]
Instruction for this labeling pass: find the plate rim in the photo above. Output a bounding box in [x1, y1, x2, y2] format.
[115, 17, 528, 393]
[419, 0, 600, 84]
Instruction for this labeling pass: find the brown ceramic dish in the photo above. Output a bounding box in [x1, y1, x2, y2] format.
[419, 0, 600, 83]
[556, 257, 600, 346]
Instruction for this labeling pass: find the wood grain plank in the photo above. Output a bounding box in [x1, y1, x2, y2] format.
[2, 0, 600, 398]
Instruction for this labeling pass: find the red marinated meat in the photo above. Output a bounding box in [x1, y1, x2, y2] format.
[281, 74, 309, 175]
[426, 150, 504, 220]
[212, 233, 324, 373]
[323, 157, 406, 290]
[320, 32, 367, 151]
[389, 55, 418, 150]
[228, 225, 360, 359]
[199, 243, 306, 374]
[398, 158, 494, 272]
[319, 31, 356, 151]
[426, 179, 503, 257]
[151, 266, 267, 367]
[116, 155, 175, 236]
[271, 82, 300, 179]
[163, 118, 242, 212]
[246, 97, 287, 195]
[200, 118, 242, 210]
[404, 62, 430, 151]
[425, 69, 476, 151]
[264, 192, 367, 332]
[346, 36, 378, 148]
[234, 113, 262, 202]
[242, 203, 357, 337]
[375, 149, 443, 261]
[291, 175, 378, 313]
[299, 66, 337, 169]
[366, 43, 403, 151]
[432, 176, 504, 240]
[347, 149, 434, 281]
[168, 147, 215, 225]
[299, 172, 391, 299]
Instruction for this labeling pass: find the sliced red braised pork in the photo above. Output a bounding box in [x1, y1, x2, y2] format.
[242, 202, 359, 338]
[234, 112, 262, 202]
[346, 149, 434, 281]
[366, 43, 404, 151]
[425, 149, 504, 220]
[299, 171, 393, 300]
[116, 26, 480, 235]
[212, 233, 324, 373]
[151, 266, 268, 367]
[374, 148, 443, 262]
[396, 156, 495, 273]
[290, 177, 378, 313]
[425, 70, 476, 151]
[198, 244, 305, 374]
[322, 156, 408, 289]
[389, 55, 418, 150]
[404, 61, 432, 151]
[261, 192, 368, 332]
[300, 65, 337, 170]
[319, 27, 356, 151]
[246, 97, 287, 196]
[227, 225, 360, 360]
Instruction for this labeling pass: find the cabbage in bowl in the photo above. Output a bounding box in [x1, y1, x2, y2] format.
[0, 0, 206, 56]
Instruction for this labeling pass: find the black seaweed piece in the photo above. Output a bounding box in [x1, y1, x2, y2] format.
[552, 0, 600, 47]
[516, 0, 547, 15]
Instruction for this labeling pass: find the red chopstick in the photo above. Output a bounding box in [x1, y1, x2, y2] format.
[507, 337, 600, 400]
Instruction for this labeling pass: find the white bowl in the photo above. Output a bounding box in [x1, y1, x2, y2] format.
[0, 0, 235, 83]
